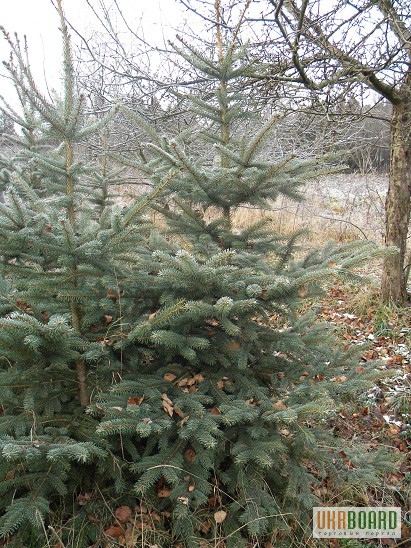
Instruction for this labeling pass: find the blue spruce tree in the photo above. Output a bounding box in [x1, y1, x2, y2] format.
[0, 2, 159, 544]
[94, 18, 397, 548]
[0, 2, 399, 546]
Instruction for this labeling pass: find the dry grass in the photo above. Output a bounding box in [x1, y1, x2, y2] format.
[114, 172, 388, 250]
[230, 172, 388, 247]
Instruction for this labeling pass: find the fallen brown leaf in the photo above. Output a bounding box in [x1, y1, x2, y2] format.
[104, 524, 122, 538]
[184, 448, 196, 462]
[214, 510, 227, 523]
[164, 373, 177, 382]
[115, 506, 132, 523]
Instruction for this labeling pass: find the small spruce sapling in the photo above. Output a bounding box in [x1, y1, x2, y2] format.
[94, 10, 397, 548]
[0, 2, 156, 543]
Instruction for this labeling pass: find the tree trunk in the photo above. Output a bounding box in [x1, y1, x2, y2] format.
[381, 97, 411, 304]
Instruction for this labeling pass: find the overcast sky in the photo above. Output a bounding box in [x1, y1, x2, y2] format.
[0, 0, 188, 106]
[0, 0, 374, 110]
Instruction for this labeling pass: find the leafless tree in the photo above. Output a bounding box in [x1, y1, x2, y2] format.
[254, 0, 411, 304]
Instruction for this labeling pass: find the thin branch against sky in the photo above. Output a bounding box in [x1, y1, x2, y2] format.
[0, 0, 189, 106]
